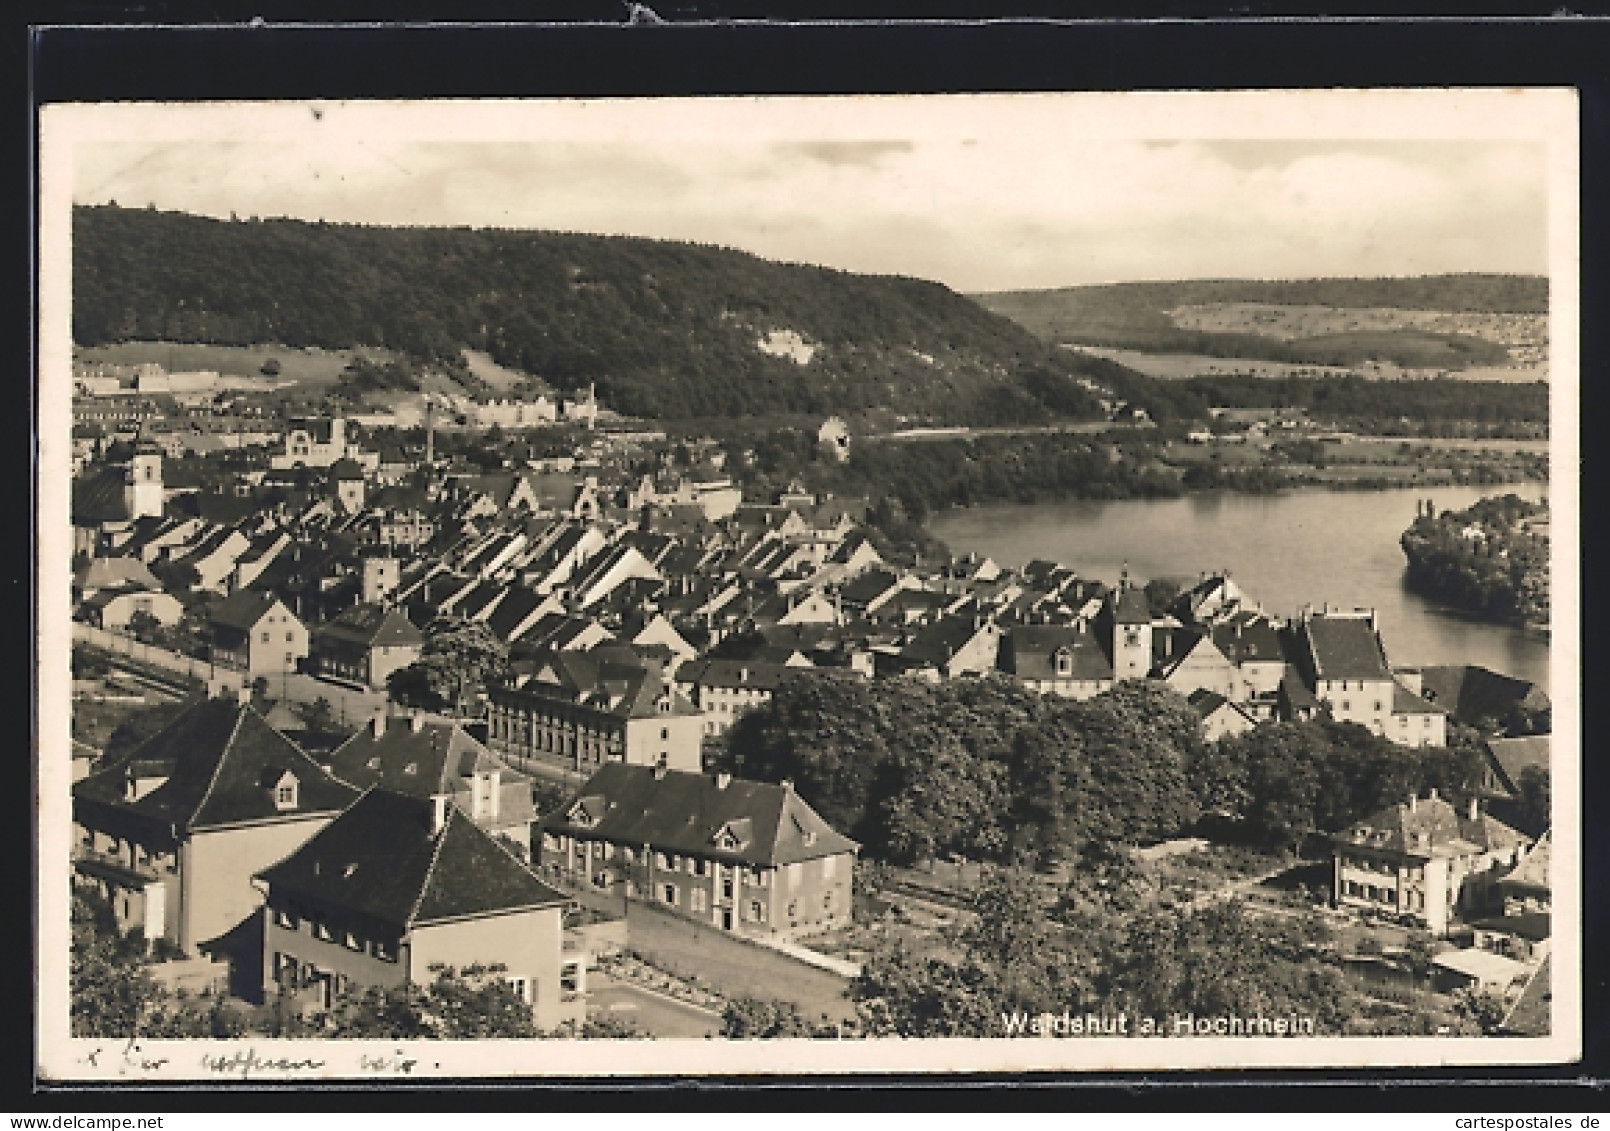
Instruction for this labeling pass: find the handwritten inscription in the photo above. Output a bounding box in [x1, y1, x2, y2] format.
[199, 1047, 327, 1079]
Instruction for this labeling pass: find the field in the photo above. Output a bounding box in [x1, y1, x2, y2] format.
[1171, 303, 1546, 361]
[461, 348, 543, 394]
[1069, 345, 1545, 383]
[75, 341, 396, 386]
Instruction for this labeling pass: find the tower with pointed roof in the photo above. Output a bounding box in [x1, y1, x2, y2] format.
[125, 439, 164, 520]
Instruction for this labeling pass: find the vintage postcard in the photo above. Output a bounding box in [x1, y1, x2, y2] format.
[36, 89, 1579, 1081]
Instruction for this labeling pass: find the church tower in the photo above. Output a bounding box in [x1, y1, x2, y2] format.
[125, 440, 164, 520]
[1107, 570, 1154, 681]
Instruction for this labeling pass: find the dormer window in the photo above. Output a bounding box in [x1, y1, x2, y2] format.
[1053, 648, 1073, 677]
[403, 763, 418, 776]
[273, 771, 299, 811]
[367, 757, 381, 771]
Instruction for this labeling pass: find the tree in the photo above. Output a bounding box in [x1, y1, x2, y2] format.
[126, 610, 162, 644]
[720, 996, 824, 1038]
[410, 620, 511, 712]
[1515, 765, 1551, 833]
[70, 890, 159, 1038]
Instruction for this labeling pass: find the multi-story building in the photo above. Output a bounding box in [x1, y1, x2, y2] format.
[72, 696, 359, 954]
[674, 658, 800, 737]
[257, 787, 584, 1030]
[310, 603, 424, 691]
[1290, 608, 1447, 746]
[539, 765, 858, 941]
[325, 713, 537, 848]
[486, 647, 706, 774]
[1331, 790, 1529, 936]
[208, 589, 310, 680]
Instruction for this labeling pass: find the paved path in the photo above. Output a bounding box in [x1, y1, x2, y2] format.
[588, 974, 720, 1039]
[558, 877, 856, 1024]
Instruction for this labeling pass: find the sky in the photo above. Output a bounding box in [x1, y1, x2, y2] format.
[64, 98, 1554, 293]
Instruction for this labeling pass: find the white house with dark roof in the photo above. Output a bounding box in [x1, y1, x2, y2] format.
[310, 603, 424, 691]
[73, 696, 360, 955]
[1291, 608, 1446, 745]
[256, 787, 582, 1028]
[998, 623, 1114, 699]
[539, 765, 858, 940]
[1331, 789, 1529, 935]
[208, 589, 310, 678]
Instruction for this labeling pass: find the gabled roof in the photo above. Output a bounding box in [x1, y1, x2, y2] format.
[257, 788, 566, 931]
[326, 717, 528, 799]
[483, 586, 548, 642]
[315, 603, 424, 649]
[74, 697, 357, 834]
[675, 658, 800, 693]
[1001, 624, 1113, 681]
[1416, 664, 1551, 724]
[540, 765, 858, 868]
[76, 555, 162, 593]
[1210, 612, 1286, 665]
[1333, 794, 1528, 859]
[208, 588, 285, 632]
[1392, 680, 1447, 716]
[72, 465, 132, 526]
[1302, 614, 1392, 681]
[899, 616, 995, 667]
[1485, 735, 1550, 792]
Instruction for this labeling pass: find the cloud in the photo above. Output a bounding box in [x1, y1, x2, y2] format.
[71, 125, 1548, 291]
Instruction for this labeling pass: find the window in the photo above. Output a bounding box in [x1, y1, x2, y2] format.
[822, 855, 838, 879]
[692, 858, 707, 877]
[1340, 700, 1350, 712]
[656, 852, 670, 870]
[722, 879, 735, 900]
[274, 780, 298, 810]
[823, 891, 836, 913]
[261, 631, 270, 643]
[502, 975, 532, 1005]
[690, 889, 708, 913]
[1374, 700, 1383, 713]
[661, 727, 670, 741]
[662, 884, 679, 906]
[749, 900, 766, 923]
[560, 962, 583, 994]
[787, 900, 799, 920]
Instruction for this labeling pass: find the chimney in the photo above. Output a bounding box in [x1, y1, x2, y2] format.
[715, 772, 732, 790]
[1408, 794, 1417, 813]
[1467, 796, 1480, 822]
[781, 778, 794, 793]
[411, 711, 425, 734]
[1428, 787, 1438, 802]
[372, 712, 387, 738]
[430, 793, 449, 835]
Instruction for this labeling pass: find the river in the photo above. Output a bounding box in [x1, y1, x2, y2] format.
[926, 483, 1551, 690]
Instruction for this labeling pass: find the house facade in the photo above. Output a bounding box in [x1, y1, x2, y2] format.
[209, 590, 310, 678]
[257, 788, 583, 1030]
[486, 649, 706, 774]
[1331, 790, 1529, 936]
[310, 603, 424, 691]
[539, 765, 858, 941]
[72, 696, 359, 954]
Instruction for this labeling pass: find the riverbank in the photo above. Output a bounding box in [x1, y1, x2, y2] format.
[1399, 494, 1550, 632]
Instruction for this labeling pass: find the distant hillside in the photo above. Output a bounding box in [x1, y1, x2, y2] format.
[73, 205, 1145, 427]
[973, 275, 1546, 370]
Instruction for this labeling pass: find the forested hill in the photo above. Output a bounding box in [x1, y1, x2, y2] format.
[72, 204, 1141, 425]
[975, 274, 1549, 336]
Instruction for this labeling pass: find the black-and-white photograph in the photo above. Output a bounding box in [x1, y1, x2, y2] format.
[35, 90, 1579, 1079]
